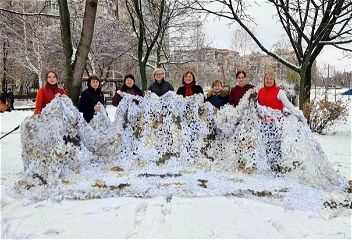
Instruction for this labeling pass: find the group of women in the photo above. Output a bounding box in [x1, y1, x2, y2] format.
[34, 69, 299, 122]
[33, 69, 302, 173]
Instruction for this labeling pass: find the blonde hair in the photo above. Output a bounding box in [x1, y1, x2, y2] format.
[153, 68, 165, 77]
[212, 79, 223, 88]
[181, 70, 196, 84]
[263, 70, 278, 87]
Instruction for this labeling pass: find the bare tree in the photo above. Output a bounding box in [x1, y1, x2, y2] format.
[58, 0, 98, 105]
[0, 1, 66, 93]
[188, 0, 352, 110]
[167, 17, 220, 87]
[19, 2, 50, 88]
[0, 0, 96, 103]
[125, 0, 166, 90]
[87, 18, 137, 78]
[126, 0, 194, 90]
[230, 24, 258, 56]
[317, 62, 335, 88]
[0, 1, 26, 92]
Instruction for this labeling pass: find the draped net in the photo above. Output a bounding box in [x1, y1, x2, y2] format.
[9, 91, 350, 212]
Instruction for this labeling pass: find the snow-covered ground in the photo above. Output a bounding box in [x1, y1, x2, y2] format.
[1, 90, 351, 239]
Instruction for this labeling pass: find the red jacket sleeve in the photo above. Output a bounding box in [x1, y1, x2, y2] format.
[34, 89, 44, 115]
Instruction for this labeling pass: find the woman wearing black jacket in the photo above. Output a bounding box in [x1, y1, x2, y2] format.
[78, 75, 105, 123]
[176, 70, 204, 97]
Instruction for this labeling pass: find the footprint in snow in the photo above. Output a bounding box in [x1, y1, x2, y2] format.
[134, 201, 148, 224]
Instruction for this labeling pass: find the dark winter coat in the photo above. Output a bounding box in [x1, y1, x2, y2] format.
[176, 85, 204, 97]
[7, 91, 14, 102]
[112, 84, 144, 107]
[6, 90, 14, 109]
[205, 89, 229, 108]
[0, 92, 6, 103]
[148, 79, 174, 96]
[78, 86, 105, 123]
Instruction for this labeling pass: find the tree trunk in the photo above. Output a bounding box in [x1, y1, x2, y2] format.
[128, 0, 166, 92]
[58, 0, 74, 96]
[137, 18, 148, 91]
[156, 44, 161, 68]
[2, 41, 8, 92]
[70, 0, 98, 105]
[299, 64, 312, 110]
[58, 0, 98, 106]
[140, 63, 148, 91]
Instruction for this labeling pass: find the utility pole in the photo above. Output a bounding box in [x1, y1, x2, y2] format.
[334, 65, 337, 102]
[326, 64, 330, 101]
[349, 71, 351, 101]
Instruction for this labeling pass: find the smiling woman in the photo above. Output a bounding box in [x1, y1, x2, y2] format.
[78, 74, 105, 123]
[257, 70, 304, 172]
[148, 68, 174, 96]
[112, 74, 144, 107]
[34, 71, 66, 115]
[176, 70, 204, 97]
[229, 70, 254, 107]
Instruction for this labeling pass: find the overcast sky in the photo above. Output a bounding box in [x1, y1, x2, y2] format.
[203, 1, 351, 72]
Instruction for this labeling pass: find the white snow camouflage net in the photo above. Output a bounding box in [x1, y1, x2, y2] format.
[10, 91, 350, 211]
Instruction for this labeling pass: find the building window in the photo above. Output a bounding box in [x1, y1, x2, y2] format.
[45, 1, 59, 11]
[51, 3, 59, 11]
[45, 1, 51, 9]
[99, 5, 108, 14]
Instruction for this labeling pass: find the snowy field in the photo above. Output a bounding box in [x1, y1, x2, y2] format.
[1, 89, 351, 239]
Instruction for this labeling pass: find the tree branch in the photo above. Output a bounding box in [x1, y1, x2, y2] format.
[0, 7, 59, 18]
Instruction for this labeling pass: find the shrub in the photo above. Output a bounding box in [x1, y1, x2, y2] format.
[303, 97, 349, 134]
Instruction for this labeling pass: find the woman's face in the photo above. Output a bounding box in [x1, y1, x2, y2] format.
[264, 74, 275, 87]
[213, 83, 222, 93]
[184, 73, 194, 84]
[47, 72, 58, 85]
[125, 77, 134, 88]
[236, 73, 246, 87]
[154, 71, 164, 83]
[90, 79, 100, 90]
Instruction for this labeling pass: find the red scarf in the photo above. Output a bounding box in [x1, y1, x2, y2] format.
[184, 81, 195, 97]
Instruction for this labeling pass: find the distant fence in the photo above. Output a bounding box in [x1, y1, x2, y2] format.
[105, 96, 113, 105]
[15, 94, 36, 101]
[14, 94, 114, 105]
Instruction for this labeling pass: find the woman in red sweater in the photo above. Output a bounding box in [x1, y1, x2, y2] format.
[34, 71, 66, 115]
[257, 70, 303, 173]
[229, 70, 255, 107]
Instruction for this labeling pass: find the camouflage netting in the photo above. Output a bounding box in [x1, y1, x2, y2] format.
[9, 91, 350, 211]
